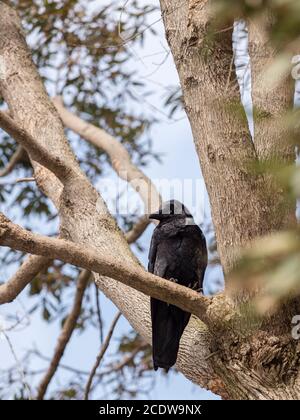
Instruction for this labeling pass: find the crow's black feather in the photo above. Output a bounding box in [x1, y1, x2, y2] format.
[148, 200, 207, 371]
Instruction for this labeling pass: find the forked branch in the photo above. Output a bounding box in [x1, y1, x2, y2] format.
[0, 213, 214, 323]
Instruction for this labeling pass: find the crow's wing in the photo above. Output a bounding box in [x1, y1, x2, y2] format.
[148, 230, 169, 279]
[148, 229, 158, 274]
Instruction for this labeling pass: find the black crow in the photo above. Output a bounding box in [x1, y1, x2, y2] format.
[148, 200, 207, 371]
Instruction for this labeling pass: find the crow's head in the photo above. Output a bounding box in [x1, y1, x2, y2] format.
[149, 200, 193, 222]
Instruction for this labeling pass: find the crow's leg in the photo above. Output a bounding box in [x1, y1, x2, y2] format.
[188, 282, 203, 293]
[166, 278, 179, 306]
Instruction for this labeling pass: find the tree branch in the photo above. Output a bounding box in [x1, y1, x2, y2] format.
[103, 342, 148, 375]
[0, 213, 213, 323]
[125, 215, 150, 243]
[0, 145, 25, 177]
[0, 212, 149, 306]
[84, 311, 122, 400]
[0, 111, 76, 183]
[0, 255, 52, 305]
[52, 97, 161, 214]
[36, 269, 91, 400]
[94, 284, 104, 345]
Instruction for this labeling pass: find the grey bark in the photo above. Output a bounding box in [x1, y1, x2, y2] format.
[159, 0, 273, 273]
[160, 0, 297, 273]
[248, 15, 296, 228]
[159, 0, 300, 399]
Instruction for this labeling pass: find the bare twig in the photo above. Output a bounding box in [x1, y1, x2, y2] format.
[15, 177, 36, 184]
[0, 146, 25, 177]
[95, 284, 104, 345]
[104, 342, 148, 373]
[33, 342, 147, 379]
[204, 350, 220, 361]
[33, 350, 91, 376]
[2, 331, 32, 400]
[36, 270, 91, 400]
[84, 311, 121, 400]
[225, 54, 235, 92]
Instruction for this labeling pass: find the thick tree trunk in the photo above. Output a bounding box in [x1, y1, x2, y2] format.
[248, 16, 296, 228]
[160, 0, 296, 272]
[159, 0, 300, 399]
[160, 0, 272, 272]
[248, 16, 294, 163]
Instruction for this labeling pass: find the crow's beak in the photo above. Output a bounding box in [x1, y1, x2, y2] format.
[149, 211, 162, 221]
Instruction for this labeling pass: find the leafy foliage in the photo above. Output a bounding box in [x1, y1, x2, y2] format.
[214, 0, 300, 48]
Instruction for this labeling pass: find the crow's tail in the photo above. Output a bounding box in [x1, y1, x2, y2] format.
[151, 298, 190, 371]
